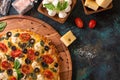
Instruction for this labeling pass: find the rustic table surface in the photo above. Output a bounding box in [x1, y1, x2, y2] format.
[1, 0, 120, 80]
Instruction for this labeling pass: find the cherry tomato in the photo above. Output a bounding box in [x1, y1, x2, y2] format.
[0, 43, 8, 52]
[75, 17, 84, 28]
[43, 70, 53, 79]
[20, 33, 31, 42]
[89, 19, 96, 29]
[9, 76, 16, 80]
[21, 65, 32, 74]
[1, 61, 11, 69]
[27, 49, 35, 60]
[11, 49, 22, 57]
[42, 55, 54, 64]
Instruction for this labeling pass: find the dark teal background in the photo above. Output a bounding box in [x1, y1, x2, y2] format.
[2, 0, 120, 80]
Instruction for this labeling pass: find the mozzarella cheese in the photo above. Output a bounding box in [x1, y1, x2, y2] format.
[34, 42, 42, 51]
[60, 30, 76, 47]
[37, 74, 44, 80]
[32, 61, 40, 69]
[13, 69, 17, 78]
[52, 0, 59, 6]
[58, 12, 67, 18]
[96, 0, 112, 8]
[42, 0, 72, 18]
[48, 10, 57, 16]
[11, 36, 18, 43]
[65, 0, 72, 5]
[85, 0, 99, 11]
[0, 72, 8, 80]
[0, 52, 7, 61]
[65, 6, 71, 12]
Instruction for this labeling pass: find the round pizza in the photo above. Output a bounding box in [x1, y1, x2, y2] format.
[0, 29, 60, 80]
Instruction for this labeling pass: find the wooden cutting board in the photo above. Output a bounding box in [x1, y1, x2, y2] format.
[0, 15, 72, 80]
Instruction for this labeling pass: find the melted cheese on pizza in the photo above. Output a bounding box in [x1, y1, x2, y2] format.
[0, 29, 60, 80]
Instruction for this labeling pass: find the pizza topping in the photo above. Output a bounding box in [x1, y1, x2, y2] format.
[11, 46, 17, 51]
[14, 59, 21, 69]
[11, 49, 22, 57]
[41, 62, 48, 68]
[27, 49, 35, 60]
[21, 65, 32, 74]
[44, 46, 50, 51]
[40, 40, 44, 46]
[7, 55, 15, 62]
[25, 58, 31, 64]
[29, 38, 35, 44]
[7, 69, 13, 76]
[34, 68, 40, 73]
[20, 33, 31, 42]
[22, 48, 28, 54]
[0, 43, 8, 52]
[35, 51, 40, 56]
[14, 33, 20, 37]
[9, 76, 17, 80]
[54, 63, 58, 67]
[43, 70, 53, 79]
[21, 43, 27, 48]
[6, 32, 12, 37]
[50, 68, 57, 72]
[18, 42, 27, 49]
[42, 55, 54, 64]
[1, 61, 12, 69]
[30, 73, 37, 80]
[19, 73, 24, 79]
[8, 42, 12, 48]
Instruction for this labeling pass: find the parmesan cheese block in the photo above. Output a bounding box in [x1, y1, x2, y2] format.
[60, 30, 76, 47]
[96, 0, 112, 8]
[85, 0, 99, 11]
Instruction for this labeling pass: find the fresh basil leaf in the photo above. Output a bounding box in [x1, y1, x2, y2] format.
[57, 1, 68, 11]
[0, 22, 7, 32]
[14, 59, 21, 69]
[44, 3, 55, 10]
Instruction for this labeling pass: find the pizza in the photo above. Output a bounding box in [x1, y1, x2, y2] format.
[0, 29, 60, 80]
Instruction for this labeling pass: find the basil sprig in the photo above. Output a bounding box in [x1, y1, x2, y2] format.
[14, 59, 23, 80]
[0, 22, 7, 32]
[44, 1, 68, 11]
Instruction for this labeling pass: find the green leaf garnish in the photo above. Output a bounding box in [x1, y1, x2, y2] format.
[14, 33, 20, 37]
[44, 3, 55, 10]
[8, 42, 12, 48]
[14, 59, 21, 69]
[0, 22, 7, 32]
[17, 70, 23, 80]
[57, 1, 68, 11]
[44, 1, 68, 11]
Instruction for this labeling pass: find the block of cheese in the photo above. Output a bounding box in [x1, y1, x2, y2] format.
[85, 0, 99, 11]
[60, 30, 76, 47]
[96, 0, 112, 8]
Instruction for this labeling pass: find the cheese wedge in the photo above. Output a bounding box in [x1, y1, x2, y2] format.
[85, 0, 99, 11]
[60, 30, 76, 47]
[96, 0, 112, 8]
